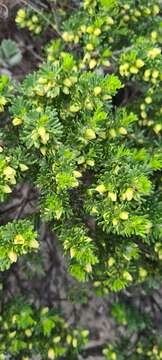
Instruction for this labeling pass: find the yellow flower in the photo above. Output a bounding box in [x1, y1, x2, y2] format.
[16, 9, 26, 19]
[63, 78, 73, 87]
[122, 188, 134, 201]
[118, 127, 127, 135]
[3, 185, 12, 193]
[84, 128, 96, 140]
[25, 329, 32, 337]
[8, 251, 17, 263]
[135, 59, 144, 68]
[38, 127, 49, 145]
[29, 239, 39, 249]
[96, 184, 106, 194]
[12, 117, 22, 126]
[3, 166, 16, 179]
[89, 59, 97, 69]
[93, 86, 102, 96]
[48, 348, 55, 360]
[73, 170, 82, 178]
[106, 16, 114, 25]
[14, 234, 25, 245]
[123, 271, 133, 282]
[86, 43, 94, 51]
[108, 257, 115, 267]
[69, 104, 80, 113]
[145, 97, 152, 104]
[109, 128, 116, 138]
[108, 192, 117, 202]
[119, 211, 129, 220]
[93, 28, 101, 36]
[147, 48, 161, 59]
[129, 66, 138, 74]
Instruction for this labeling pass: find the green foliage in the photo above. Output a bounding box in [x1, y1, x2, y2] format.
[0, 220, 38, 271]
[0, 299, 89, 359]
[103, 297, 162, 359]
[0, 40, 22, 68]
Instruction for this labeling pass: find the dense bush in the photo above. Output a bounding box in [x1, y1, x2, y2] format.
[0, 0, 162, 358]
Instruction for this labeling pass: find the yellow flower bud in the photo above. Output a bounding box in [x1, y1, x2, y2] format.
[145, 97, 152, 104]
[16, 9, 26, 19]
[30, 239, 39, 249]
[69, 104, 80, 113]
[3, 185, 12, 193]
[96, 184, 106, 194]
[93, 28, 101, 36]
[86, 159, 95, 166]
[123, 271, 133, 282]
[108, 192, 117, 202]
[108, 257, 115, 267]
[25, 329, 32, 337]
[139, 267, 147, 278]
[86, 43, 94, 51]
[48, 348, 55, 360]
[93, 86, 102, 96]
[73, 170, 82, 178]
[119, 211, 129, 220]
[153, 123, 162, 134]
[20, 163, 29, 172]
[84, 128, 96, 140]
[8, 251, 17, 263]
[89, 59, 97, 69]
[152, 70, 159, 79]
[14, 234, 25, 245]
[12, 117, 22, 126]
[3, 166, 16, 179]
[62, 32, 71, 42]
[118, 127, 127, 135]
[86, 26, 94, 33]
[63, 78, 72, 87]
[106, 16, 114, 25]
[151, 31, 157, 41]
[124, 188, 134, 201]
[109, 128, 116, 138]
[129, 66, 138, 74]
[152, 4, 160, 15]
[147, 48, 161, 59]
[135, 59, 145, 68]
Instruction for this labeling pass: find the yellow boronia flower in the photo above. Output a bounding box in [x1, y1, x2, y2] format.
[25, 329, 32, 337]
[108, 192, 117, 202]
[12, 117, 22, 126]
[123, 270, 133, 282]
[38, 127, 50, 145]
[0, 96, 7, 112]
[119, 211, 129, 220]
[95, 184, 106, 194]
[121, 188, 134, 201]
[16, 9, 26, 21]
[8, 250, 17, 263]
[14, 234, 25, 244]
[48, 348, 55, 360]
[93, 86, 101, 96]
[147, 47, 161, 59]
[89, 59, 97, 69]
[3, 166, 16, 184]
[84, 128, 96, 140]
[30, 239, 39, 249]
[62, 32, 74, 42]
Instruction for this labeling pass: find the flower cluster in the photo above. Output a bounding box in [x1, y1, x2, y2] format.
[0, 299, 89, 360]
